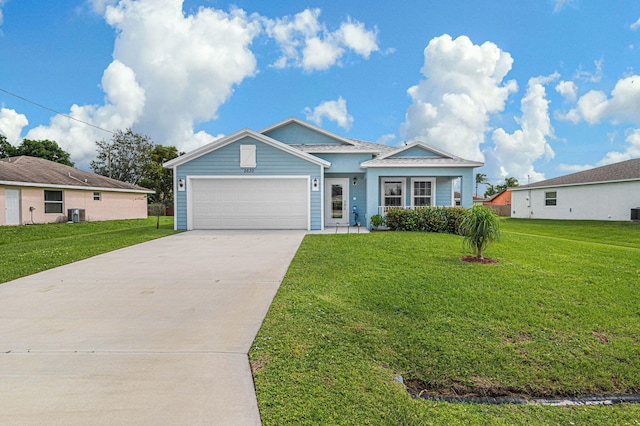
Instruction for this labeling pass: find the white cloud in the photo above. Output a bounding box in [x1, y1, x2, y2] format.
[559, 128, 640, 172]
[0, 108, 29, 145]
[27, 0, 262, 166]
[0, 0, 7, 27]
[338, 20, 379, 58]
[561, 75, 640, 125]
[25, 60, 145, 167]
[489, 74, 558, 183]
[376, 133, 397, 146]
[400, 34, 518, 162]
[304, 97, 354, 130]
[264, 9, 379, 71]
[575, 58, 604, 83]
[558, 163, 594, 173]
[631, 17, 640, 31]
[553, 0, 576, 13]
[555, 80, 577, 101]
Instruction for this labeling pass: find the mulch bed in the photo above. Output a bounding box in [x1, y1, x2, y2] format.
[460, 256, 499, 264]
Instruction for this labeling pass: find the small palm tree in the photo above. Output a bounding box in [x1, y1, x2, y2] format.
[458, 205, 501, 260]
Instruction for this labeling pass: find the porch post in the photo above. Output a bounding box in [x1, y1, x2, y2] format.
[459, 169, 475, 208]
[365, 170, 378, 229]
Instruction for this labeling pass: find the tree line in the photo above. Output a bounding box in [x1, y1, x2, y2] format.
[475, 173, 519, 198]
[0, 129, 181, 205]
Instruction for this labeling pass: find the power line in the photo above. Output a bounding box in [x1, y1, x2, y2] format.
[0, 87, 114, 135]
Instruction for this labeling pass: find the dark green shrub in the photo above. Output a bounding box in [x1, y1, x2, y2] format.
[385, 207, 467, 235]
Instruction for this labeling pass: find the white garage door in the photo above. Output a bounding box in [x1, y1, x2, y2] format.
[190, 177, 309, 230]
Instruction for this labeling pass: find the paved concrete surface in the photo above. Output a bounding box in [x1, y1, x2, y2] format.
[0, 230, 305, 425]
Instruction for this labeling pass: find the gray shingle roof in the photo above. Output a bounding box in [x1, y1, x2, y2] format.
[516, 158, 640, 189]
[0, 156, 153, 192]
[360, 157, 483, 168]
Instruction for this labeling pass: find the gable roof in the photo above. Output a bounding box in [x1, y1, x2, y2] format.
[0, 156, 153, 193]
[361, 141, 483, 168]
[163, 128, 331, 168]
[514, 158, 640, 190]
[260, 117, 359, 147]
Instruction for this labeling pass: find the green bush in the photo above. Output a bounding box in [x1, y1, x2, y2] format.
[385, 206, 467, 234]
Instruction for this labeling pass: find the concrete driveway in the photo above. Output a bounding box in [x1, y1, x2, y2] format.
[0, 230, 305, 425]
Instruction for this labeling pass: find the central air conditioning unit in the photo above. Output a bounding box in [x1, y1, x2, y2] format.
[67, 208, 86, 223]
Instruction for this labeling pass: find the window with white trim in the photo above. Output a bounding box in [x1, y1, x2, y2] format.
[240, 145, 256, 168]
[545, 191, 557, 206]
[411, 178, 435, 207]
[44, 190, 64, 213]
[383, 178, 405, 208]
[93, 192, 101, 201]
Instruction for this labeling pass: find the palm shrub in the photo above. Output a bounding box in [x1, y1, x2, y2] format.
[458, 205, 501, 259]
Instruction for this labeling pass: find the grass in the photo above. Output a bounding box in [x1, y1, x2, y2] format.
[0, 217, 179, 284]
[250, 219, 640, 425]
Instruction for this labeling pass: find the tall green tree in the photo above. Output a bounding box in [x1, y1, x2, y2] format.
[0, 136, 74, 166]
[139, 144, 182, 204]
[475, 173, 488, 196]
[0, 134, 15, 158]
[91, 129, 154, 185]
[484, 184, 498, 198]
[459, 205, 501, 260]
[493, 176, 520, 194]
[16, 139, 74, 166]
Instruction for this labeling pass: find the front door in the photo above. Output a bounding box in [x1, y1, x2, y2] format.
[325, 178, 349, 227]
[5, 189, 20, 225]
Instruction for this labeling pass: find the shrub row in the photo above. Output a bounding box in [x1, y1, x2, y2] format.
[384, 206, 467, 235]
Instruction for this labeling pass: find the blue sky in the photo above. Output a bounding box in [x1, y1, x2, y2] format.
[1, 0, 639, 187]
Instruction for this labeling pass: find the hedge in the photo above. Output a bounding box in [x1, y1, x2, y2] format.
[384, 206, 467, 235]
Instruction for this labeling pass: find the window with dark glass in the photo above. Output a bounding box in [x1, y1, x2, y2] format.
[545, 191, 557, 206]
[44, 190, 64, 213]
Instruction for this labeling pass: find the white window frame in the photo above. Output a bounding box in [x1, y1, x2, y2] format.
[411, 178, 436, 207]
[93, 191, 101, 201]
[545, 191, 557, 206]
[382, 178, 406, 208]
[240, 144, 257, 168]
[44, 190, 64, 214]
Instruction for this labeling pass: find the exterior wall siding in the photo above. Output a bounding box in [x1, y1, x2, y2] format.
[391, 146, 440, 158]
[313, 153, 373, 173]
[174, 137, 324, 230]
[263, 122, 343, 145]
[0, 186, 148, 226]
[511, 181, 640, 221]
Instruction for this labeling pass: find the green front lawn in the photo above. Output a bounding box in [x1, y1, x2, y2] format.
[0, 217, 179, 284]
[251, 219, 640, 425]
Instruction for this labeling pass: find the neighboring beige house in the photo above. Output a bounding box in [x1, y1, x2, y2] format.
[1, 156, 153, 226]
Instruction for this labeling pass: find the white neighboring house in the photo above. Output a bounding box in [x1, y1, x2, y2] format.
[511, 158, 640, 221]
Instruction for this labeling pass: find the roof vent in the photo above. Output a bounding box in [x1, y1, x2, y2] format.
[68, 172, 72, 177]
[84, 179, 88, 182]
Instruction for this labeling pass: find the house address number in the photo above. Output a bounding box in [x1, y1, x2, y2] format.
[243, 168, 255, 174]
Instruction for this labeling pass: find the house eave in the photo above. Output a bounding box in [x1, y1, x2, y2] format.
[360, 161, 484, 169]
[512, 178, 640, 191]
[0, 180, 154, 194]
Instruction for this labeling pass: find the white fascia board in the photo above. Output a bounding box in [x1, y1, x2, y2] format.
[360, 161, 484, 169]
[511, 178, 640, 191]
[164, 128, 331, 168]
[0, 180, 154, 194]
[259, 117, 359, 147]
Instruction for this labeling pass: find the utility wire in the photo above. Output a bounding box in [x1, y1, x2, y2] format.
[0, 87, 114, 134]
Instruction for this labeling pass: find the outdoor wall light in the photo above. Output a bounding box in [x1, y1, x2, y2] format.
[353, 177, 357, 186]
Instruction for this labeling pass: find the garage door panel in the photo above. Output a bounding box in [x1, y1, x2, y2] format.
[191, 178, 308, 230]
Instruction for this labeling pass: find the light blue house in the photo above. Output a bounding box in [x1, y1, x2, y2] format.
[164, 118, 483, 230]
